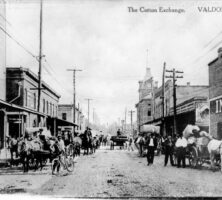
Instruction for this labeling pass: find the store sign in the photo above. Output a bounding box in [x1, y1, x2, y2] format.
[196, 102, 209, 126]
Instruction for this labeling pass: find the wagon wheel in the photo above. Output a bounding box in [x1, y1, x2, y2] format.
[189, 147, 198, 168]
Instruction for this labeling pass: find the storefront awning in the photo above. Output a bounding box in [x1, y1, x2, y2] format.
[0, 99, 46, 117]
[56, 118, 78, 127]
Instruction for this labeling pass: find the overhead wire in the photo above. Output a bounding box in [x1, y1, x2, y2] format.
[0, 25, 37, 60]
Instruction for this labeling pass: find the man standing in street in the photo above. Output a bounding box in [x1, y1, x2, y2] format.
[175, 134, 187, 168]
[146, 133, 157, 166]
[164, 135, 174, 166]
[117, 129, 121, 136]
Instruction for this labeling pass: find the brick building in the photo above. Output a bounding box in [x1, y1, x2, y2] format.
[6, 67, 61, 137]
[135, 68, 157, 132]
[208, 47, 222, 139]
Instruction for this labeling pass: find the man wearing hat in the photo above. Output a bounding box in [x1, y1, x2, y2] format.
[57, 134, 65, 153]
[175, 134, 187, 168]
[146, 133, 157, 165]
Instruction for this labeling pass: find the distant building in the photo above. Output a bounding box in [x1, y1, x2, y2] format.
[58, 104, 85, 132]
[6, 67, 61, 137]
[208, 47, 222, 139]
[135, 68, 157, 132]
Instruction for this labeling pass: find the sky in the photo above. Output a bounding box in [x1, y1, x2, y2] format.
[3, 0, 222, 125]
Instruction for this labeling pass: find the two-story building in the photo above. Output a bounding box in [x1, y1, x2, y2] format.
[6, 67, 64, 137]
[58, 104, 86, 133]
[208, 47, 222, 139]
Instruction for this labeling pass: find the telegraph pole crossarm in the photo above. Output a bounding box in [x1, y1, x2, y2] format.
[165, 67, 184, 137]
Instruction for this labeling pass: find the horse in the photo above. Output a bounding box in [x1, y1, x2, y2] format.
[207, 139, 222, 171]
[72, 136, 82, 157]
[90, 137, 98, 154]
[80, 133, 90, 155]
[7, 136, 19, 165]
[17, 139, 43, 172]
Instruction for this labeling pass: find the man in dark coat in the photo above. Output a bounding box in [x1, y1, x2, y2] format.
[164, 135, 174, 166]
[146, 133, 157, 165]
[117, 129, 121, 136]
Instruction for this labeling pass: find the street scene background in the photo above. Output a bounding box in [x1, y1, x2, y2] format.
[1, 0, 222, 199]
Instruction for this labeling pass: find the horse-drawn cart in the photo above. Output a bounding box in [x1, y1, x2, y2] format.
[110, 135, 128, 150]
[173, 125, 220, 169]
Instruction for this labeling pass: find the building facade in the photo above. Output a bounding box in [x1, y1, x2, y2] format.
[135, 68, 157, 132]
[6, 67, 61, 137]
[152, 81, 209, 136]
[58, 104, 85, 132]
[208, 47, 222, 139]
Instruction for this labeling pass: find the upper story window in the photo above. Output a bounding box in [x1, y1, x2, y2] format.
[24, 89, 28, 107]
[33, 93, 36, 109]
[148, 109, 151, 116]
[62, 113, 67, 120]
[43, 99, 45, 113]
[216, 99, 222, 113]
[50, 103, 52, 116]
[46, 101, 49, 114]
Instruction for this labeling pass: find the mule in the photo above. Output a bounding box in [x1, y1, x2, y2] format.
[207, 139, 222, 171]
[17, 139, 43, 172]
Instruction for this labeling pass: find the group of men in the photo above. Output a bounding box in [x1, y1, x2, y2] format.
[135, 133, 188, 168]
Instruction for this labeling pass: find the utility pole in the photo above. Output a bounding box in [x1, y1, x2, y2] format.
[161, 62, 166, 136]
[78, 103, 80, 130]
[37, 0, 43, 114]
[93, 108, 95, 124]
[129, 110, 135, 136]
[67, 69, 82, 126]
[165, 68, 183, 137]
[85, 98, 93, 127]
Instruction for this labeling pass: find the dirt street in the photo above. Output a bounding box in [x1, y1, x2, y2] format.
[1, 147, 222, 198]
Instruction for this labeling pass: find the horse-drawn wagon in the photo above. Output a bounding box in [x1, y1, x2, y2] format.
[110, 135, 128, 150]
[173, 125, 221, 170]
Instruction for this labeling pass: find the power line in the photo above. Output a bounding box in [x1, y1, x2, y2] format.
[0, 25, 37, 60]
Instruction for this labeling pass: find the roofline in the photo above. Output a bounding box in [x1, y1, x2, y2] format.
[58, 104, 82, 112]
[208, 57, 218, 66]
[175, 96, 208, 107]
[7, 67, 61, 98]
